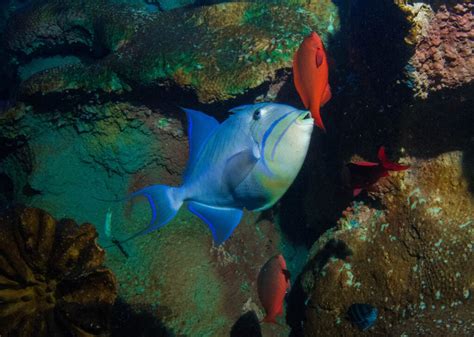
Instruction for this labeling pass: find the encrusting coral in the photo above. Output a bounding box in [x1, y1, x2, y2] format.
[0, 207, 117, 337]
[397, 1, 474, 98]
[302, 151, 474, 336]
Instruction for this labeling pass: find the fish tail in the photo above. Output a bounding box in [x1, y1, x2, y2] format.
[311, 105, 326, 132]
[119, 185, 184, 244]
[378, 146, 409, 171]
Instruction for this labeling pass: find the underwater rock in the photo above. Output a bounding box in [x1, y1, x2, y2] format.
[0, 206, 117, 337]
[301, 151, 473, 336]
[397, 1, 474, 98]
[4, 0, 339, 104]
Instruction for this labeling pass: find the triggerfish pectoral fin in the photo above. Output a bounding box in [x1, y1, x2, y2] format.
[120, 184, 183, 244]
[188, 201, 243, 245]
[224, 148, 260, 190]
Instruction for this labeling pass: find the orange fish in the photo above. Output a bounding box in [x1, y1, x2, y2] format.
[257, 254, 291, 324]
[293, 31, 332, 131]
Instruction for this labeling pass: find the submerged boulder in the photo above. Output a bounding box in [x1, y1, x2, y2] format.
[4, 0, 339, 104]
[301, 151, 474, 336]
[396, 1, 474, 98]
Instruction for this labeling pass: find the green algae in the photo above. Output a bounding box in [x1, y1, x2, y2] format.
[11, 0, 340, 103]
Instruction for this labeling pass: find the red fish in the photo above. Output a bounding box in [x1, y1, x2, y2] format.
[344, 146, 409, 196]
[257, 254, 291, 324]
[293, 31, 332, 131]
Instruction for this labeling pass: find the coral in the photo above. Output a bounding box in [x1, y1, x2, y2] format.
[301, 151, 473, 336]
[19, 64, 131, 98]
[4, 0, 149, 59]
[4, 0, 339, 103]
[398, 2, 474, 98]
[0, 206, 117, 337]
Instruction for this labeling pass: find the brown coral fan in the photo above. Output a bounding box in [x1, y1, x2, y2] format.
[403, 2, 474, 98]
[0, 207, 117, 337]
[302, 151, 473, 336]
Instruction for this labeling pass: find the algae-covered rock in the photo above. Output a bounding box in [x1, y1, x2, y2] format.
[396, 1, 474, 98]
[301, 151, 474, 336]
[4, 0, 339, 103]
[0, 206, 117, 337]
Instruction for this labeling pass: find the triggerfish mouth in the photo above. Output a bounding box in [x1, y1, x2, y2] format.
[121, 103, 314, 245]
[293, 31, 332, 131]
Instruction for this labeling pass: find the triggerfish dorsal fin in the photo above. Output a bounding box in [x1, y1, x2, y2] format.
[181, 107, 220, 180]
[187, 201, 243, 245]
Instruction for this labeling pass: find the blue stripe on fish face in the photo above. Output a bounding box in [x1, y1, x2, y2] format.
[260, 111, 293, 174]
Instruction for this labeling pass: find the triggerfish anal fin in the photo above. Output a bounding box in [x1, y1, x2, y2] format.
[188, 201, 243, 245]
[224, 147, 260, 191]
[181, 107, 220, 180]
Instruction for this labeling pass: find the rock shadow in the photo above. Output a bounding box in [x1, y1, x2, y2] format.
[110, 299, 174, 337]
[230, 311, 262, 337]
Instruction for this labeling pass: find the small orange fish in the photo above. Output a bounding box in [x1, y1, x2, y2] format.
[293, 31, 332, 131]
[257, 254, 291, 324]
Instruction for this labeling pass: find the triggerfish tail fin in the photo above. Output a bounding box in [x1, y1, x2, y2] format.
[119, 184, 183, 244]
[187, 201, 243, 245]
[377, 146, 410, 171]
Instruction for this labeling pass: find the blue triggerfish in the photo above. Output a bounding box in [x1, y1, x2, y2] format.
[123, 103, 314, 245]
[347, 303, 378, 331]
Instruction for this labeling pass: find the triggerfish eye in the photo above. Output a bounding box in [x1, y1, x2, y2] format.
[253, 109, 262, 120]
